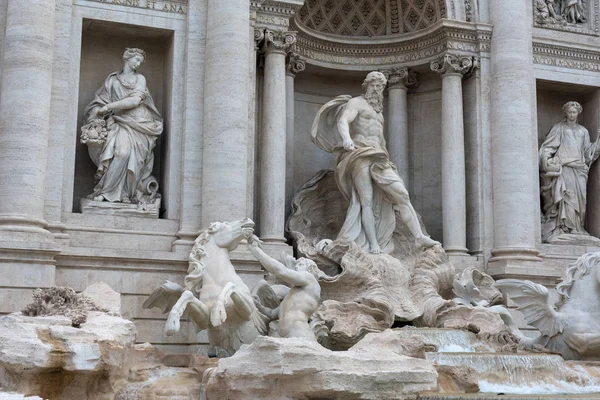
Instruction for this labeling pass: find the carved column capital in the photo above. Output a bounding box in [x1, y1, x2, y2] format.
[383, 67, 419, 89]
[286, 51, 305, 77]
[254, 27, 266, 50]
[430, 53, 479, 77]
[260, 29, 297, 55]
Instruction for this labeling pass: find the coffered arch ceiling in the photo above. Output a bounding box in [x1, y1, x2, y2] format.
[295, 0, 450, 37]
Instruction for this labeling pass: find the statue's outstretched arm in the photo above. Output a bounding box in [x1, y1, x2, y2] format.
[248, 241, 311, 287]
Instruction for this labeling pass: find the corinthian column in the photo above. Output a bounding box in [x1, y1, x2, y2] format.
[386, 67, 418, 189]
[258, 29, 296, 243]
[285, 52, 305, 221]
[431, 54, 477, 256]
[200, 0, 251, 226]
[0, 0, 56, 239]
[0, 0, 59, 311]
[489, 0, 542, 268]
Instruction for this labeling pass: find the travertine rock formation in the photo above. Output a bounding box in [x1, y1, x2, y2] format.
[201, 335, 437, 400]
[0, 311, 136, 399]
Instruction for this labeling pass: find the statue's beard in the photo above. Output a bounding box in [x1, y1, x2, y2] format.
[364, 87, 384, 113]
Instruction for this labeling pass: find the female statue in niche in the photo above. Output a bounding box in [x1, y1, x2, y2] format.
[81, 48, 163, 206]
[539, 101, 600, 243]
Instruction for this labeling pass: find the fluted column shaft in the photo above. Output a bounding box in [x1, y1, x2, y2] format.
[431, 54, 476, 256]
[200, 0, 250, 226]
[0, 0, 56, 240]
[386, 68, 417, 189]
[259, 30, 295, 242]
[489, 0, 541, 262]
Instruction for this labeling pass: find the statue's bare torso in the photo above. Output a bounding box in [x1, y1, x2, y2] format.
[347, 96, 386, 150]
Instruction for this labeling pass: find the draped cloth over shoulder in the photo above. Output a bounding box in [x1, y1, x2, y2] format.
[311, 95, 401, 254]
[539, 120, 600, 241]
[84, 71, 163, 202]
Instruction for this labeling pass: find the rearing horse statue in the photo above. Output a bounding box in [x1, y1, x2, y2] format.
[143, 217, 267, 356]
[497, 251, 600, 360]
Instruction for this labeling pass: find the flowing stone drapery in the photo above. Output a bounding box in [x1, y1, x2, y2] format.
[285, 52, 305, 222]
[430, 54, 477, 256]
[385, 67, 417, 190]
[200, 0, 251, 226]
[489, 0, 542, 266]
[258, 29, 296, 243]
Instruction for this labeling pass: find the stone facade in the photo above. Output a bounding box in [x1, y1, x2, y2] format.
[1, 0, 600, 352]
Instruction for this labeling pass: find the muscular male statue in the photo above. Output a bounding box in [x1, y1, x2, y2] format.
[311, 71, 438, 254]
[247, 236, 322, 341]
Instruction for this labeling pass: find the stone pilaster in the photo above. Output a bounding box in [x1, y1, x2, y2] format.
[488, 0, 542, 272]
[430, 53, 478, 256]
[200, 0, 251, 226]
[285, 51, 305, 223]
[0, 0, 60, 311]
[258, 29, 296, 242]
[172, 0, 207, 251]
[385, 67, 418, 190]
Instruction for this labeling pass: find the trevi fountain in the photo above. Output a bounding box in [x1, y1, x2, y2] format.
[2, 0, 600, 399]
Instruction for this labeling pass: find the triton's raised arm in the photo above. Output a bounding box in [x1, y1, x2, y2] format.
[247, 237, 313, 287]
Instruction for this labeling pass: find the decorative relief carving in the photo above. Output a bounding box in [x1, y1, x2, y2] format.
[400, 0, 447, 32]
[294, 21, 491, 69]
[533, 0, 599, 36]
[295, 0, 447, 36]
[430, 53, 479, 76]
[297, 0, 387, 36]
[464, 0, 473, 22]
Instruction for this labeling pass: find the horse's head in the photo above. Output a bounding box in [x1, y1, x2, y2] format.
[202, 217, 255, 251]
[556, 251, 600, 308]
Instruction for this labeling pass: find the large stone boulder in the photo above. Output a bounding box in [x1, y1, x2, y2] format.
[201, 336, 437, 400]
[0, 311, 136, 399]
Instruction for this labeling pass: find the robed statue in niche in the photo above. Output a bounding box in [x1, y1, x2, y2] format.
[539, 101, 600, 244]
[80, 48, 163, 217]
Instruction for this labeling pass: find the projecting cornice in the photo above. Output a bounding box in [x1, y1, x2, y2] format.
[533, 41, 600, 72]
[292, 19, 491, 71]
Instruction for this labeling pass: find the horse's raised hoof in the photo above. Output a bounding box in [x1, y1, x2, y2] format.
[210, 300, 228, 327]
[165, 310, 181, 336]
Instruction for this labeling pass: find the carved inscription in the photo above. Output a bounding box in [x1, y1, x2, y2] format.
[533, 55, 600, 72]
[84, 0, 187, 14]
[256, 14, 289, 27]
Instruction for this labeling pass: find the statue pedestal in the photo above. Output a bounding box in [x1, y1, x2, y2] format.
[80, 198, 160, 219]
[544, 233, 600, 246]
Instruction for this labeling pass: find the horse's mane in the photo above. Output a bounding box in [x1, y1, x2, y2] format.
[185, 223, 220, 295]
[555, 252, 600, 308]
